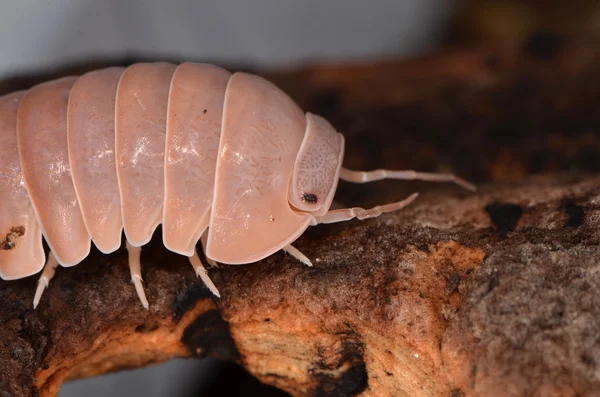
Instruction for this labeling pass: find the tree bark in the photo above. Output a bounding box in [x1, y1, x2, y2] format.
[2, 36, 600, 397]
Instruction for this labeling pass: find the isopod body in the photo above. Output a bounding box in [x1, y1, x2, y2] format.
[0, 62, 475, 308]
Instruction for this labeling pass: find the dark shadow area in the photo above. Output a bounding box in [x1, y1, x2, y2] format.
[193, 360, 291, 397]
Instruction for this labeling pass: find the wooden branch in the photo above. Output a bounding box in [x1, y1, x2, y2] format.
[2, 36, 600, 397]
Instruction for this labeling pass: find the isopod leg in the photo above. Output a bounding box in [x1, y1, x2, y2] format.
[126, 241, 149, 310]
[189, 250, 220, 298]
[33, 251, 59, 308]
[312, 192, 419, 225]
[339, 167, 476, 192]
[282, 244, 313, 267]
[200, 229, 218, 268]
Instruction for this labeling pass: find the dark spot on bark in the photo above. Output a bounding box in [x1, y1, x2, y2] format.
[203, 109, 207, 114]
[564, 201, 584, 228]
[444, 273, 461, 296]
[264, 318, 271, 322]
[181, 309, 241, 361]
[581, 352, 596, 367]
[416, 242, 430, 252]
[402, 268, 415, 276]
[172, 283, 213, 323]
[524, 31, 562, 60]
[384, 370, 393, 376]
[31, 387, 39, 397]
[265, 372, 286, 379]
[312, 338, 368, 397]
[314, 360, 368, 397]
[485, 270, 500, 295]
[310, 88, 342, 118]
[451, 389, 465, 397]
[485, 202, 522, 235]
[135, 321, 159, 333]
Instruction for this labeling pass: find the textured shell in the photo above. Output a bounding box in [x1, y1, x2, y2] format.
[0, 62, 345, 279]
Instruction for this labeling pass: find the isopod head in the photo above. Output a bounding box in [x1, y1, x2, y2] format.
[204, 73, 346, 266]
[289, 113, 345, 216]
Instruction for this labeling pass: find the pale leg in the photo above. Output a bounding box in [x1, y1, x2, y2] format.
[339, 167, 476, 192]
[126, 241, 149, 310]
[33, 251, 59, 309]
[200, 229, 218, 268]
[313, 192, 419, 224]
[282, 244, 313, 267]
[189, 250, 220, 298]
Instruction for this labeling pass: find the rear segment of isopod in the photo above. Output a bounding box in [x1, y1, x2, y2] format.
[0, 92, 45, 279]
[17, 77, 92, 267]
[68, 67, 125, 254]
[163, 63, 231, 257]
[115, 62, 177, 247]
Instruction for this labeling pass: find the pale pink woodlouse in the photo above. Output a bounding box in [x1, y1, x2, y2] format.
[0, 62, 475, 309]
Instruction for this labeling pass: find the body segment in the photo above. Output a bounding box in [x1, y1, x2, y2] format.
[163, 63, 230, 257]
[17, 77, 91, 267]
[0, 91, 45, 279]
[115, 62, 176, 247]
[68, 67, 125, 254]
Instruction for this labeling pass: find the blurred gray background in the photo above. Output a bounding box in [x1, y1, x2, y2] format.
[0, 0, 453, 75]
[0, 1, 454, 396]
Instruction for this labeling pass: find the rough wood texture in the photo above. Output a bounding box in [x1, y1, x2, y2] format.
[2, 35, 600, 397]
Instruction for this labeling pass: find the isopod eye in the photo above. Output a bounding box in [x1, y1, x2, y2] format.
[301, 192, 318, 204]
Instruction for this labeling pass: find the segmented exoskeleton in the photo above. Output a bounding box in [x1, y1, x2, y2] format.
[0, 62, 475, 309]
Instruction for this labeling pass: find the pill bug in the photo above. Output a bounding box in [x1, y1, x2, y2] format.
[0, 62, 475, 309]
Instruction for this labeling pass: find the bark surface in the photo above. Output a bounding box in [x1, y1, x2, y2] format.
[1, 36, 600, 397]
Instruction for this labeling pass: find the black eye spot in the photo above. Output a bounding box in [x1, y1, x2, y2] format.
[301, 192, 318, 204]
